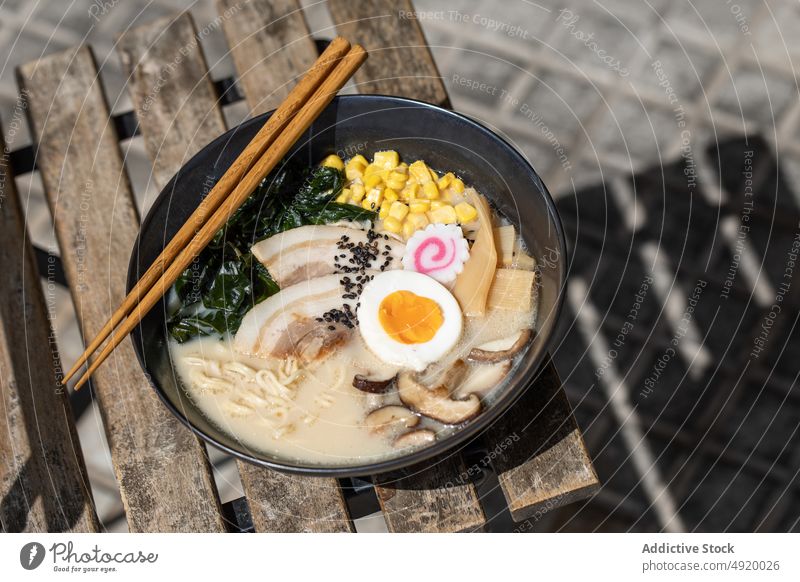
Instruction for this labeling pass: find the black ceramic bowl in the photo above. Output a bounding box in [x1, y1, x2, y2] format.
[128, 94, 567, 477]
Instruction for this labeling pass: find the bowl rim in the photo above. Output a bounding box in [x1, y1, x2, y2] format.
[128, 93, 568, 478]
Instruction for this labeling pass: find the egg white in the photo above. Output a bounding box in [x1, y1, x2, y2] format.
[357, 270, 463, 372]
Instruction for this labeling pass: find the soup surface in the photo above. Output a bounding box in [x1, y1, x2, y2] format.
[167, 151, 538, 465]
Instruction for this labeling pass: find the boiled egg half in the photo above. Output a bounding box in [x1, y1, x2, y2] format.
[357, 271, 463, 371]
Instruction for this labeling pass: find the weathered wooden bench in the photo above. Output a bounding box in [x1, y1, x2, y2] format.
[0, 0, 598, 533]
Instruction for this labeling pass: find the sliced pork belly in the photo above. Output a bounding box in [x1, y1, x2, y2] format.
[251, 225, 405, 287]
[234, 271, 378, 361]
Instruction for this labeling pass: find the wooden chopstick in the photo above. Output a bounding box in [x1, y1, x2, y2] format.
[71, 44, 368, 391]
[61, 37, 353, 386]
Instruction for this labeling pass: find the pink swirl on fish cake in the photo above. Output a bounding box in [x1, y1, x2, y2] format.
[402, 223, 470, 284]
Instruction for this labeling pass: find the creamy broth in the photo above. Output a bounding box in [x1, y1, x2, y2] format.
[170, 304, 534, 465]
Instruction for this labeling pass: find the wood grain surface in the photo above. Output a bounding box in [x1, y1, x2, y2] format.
[328, 0, 449, 107]
[0, 127, 98, 533]
[373, 456, 485, 533]
[217, 0, 318, 116]
[117, 12, 228, 189]
[18, 46, 227, 532]
[486, 359, 600, 521]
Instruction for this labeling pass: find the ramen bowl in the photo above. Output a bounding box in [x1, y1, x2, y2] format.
[128, 94, 567, 477]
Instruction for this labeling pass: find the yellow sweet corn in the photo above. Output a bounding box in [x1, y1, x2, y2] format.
[406, 212, 429, 230]
[383, 188, 399, 203]
[430, 200, 446, 210]
[363, 163, 383, 178]
[450, 177, 465, 193]
[386, 171, 408, 190]
[364, 173, 383, 190]
[350, 183, 366, 202]
[455, 202, 478, 223]
[401, 184, 420, 200]
[379, 201, 391, 219]
[410, 200, 431, 213]
[349, 154, 368, 167]
[345, 155, 368, 180]
[383, 216, 403, 233]
[429, 204, 457, 224]
[336, 189, 350, 204]
[395, 162, 409, 174]
[364, 187, 384, 210]
[437, 172, 454, 190]
[422, 181, 440, 200]
[388, 201, 409, 221]
[374, 150, 399, 169]
[402, 221, 416, 239]
[409, 160, 433, 183]
[321, 154, 344, 170]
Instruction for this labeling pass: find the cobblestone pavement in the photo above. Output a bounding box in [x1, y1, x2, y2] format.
[1, 0, 798, 532]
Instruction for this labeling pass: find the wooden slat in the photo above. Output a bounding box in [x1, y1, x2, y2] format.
[121, 11, 352, 532]
[0, 128, 98, 533]
[487, 360, 599, 521]
[18, 46, 227, 533]
[217, 0, 317, 116]
[117, 13, 228, 188]
[323, 0, 484, 532]
[328, 0, 449, 107]
[329, 0, 597, 525]
[374, 457, 484, 533]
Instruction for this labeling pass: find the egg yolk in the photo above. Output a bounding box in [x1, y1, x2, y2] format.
[378, 290, 444, 344]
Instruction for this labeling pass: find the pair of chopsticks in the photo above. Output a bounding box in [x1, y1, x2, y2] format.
[63, 37, 367, 391]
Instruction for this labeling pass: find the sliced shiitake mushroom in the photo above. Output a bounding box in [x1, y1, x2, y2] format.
[393, 429, 436, 449]
[364, 405, 419, 434]
[467, 328, 532, 363]
[353, 373, 396, 393]
[454, 360, 513, 398]
[397, 361, 481, 425]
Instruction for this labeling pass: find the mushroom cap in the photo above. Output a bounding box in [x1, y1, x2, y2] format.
[467, 328, 532, 363]
[352, 374, 396, 394]
[394, 429, 436, 449]
[397, 363, 481, 425]
[364, 405, 419, 434]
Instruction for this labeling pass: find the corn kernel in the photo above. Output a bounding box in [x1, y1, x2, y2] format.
[364, 187, 384, 209]
[345, 156, 367, 180]
[402, 184, 420, 200]
[422, 181, 440, 200]
[388, 201, 409, 221]
[409, 200, 430, 213]
[437, 172, 454, 189]
[403, 220, 416, 239]
[364, 173, 383, 189]
[321, 154, 344, 170]
[386, 171, 407, 190]
[374, 150, 400, 169]
[430, 200, 446, 210]
[383, 216, 403, 233]
[409, 160, 433, 183]
[429, 204, 457, 224]
[336, 189, 350, 204]
[363, 163, 383, 178]
[406, 212, 429, 229]
[395, 163, 409, 174]
[455, 202, 478, 223]
[350, 183, 366, 202]
[451, 178, 465, 193]
[384, 188, 399, 203]
[379, 201, 391, 219]
[349, 154, 368, 167]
